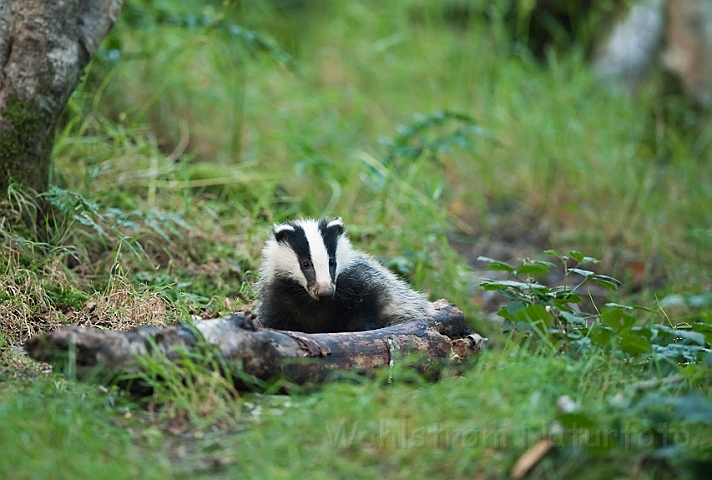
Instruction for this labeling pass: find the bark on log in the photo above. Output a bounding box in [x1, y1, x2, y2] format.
[0, 0, 123, 195]
[24, 300, 487, 393]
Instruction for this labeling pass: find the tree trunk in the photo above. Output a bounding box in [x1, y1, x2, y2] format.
[0, 0, 123, 196]
[24, 300, 487, 393]
[661, 0, 712, 107]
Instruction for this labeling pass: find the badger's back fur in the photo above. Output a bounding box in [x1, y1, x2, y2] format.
[256, 218, 434, 333]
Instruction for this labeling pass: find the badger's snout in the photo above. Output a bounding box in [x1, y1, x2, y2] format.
[311, 283, 335, 299]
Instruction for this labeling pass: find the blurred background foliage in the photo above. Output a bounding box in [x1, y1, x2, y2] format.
[2, 1, 712, 478]
[0, 0, 708, 339]
[54, 0, 710, 292]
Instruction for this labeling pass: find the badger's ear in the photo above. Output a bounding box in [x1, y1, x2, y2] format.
[274, 223, 294, 243]
[327, 217, 344, 235]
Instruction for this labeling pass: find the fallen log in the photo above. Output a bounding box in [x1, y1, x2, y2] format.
[24, 299, 486, 393]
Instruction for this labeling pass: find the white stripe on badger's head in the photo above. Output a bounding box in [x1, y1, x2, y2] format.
[260, 218, 351, 300]
[302, 220, 331, 296]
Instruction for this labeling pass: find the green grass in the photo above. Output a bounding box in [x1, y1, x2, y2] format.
[0, 380, 169, 479]
[4, 350, 706, 479]
[1, 0, 712, 478]
[91, 0, 712, 284]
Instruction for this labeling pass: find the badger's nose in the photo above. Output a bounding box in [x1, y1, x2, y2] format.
[316, 284, 335, 298]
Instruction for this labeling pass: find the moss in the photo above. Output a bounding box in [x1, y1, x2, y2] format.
[45, 285, 90, 311]
[0, 95, 51, 195]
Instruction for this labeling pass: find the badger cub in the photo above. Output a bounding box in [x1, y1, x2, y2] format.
[256, 218, 434, 333]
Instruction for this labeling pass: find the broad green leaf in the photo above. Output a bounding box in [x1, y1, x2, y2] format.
[503, 301, 526, 319]
[514, 303, 554, 327]
[653, 325, 707, 346]
[567, 251, 601, 265]
[652, 344, 709, 363]
[569, 268, 595, 278]
[620, 333, 651, 356]
[600, 307, 637, 333]
[593, 277, 620, 291]
[591, 274, 621, 291]
[516, 260, 556, 276]
[632, 326, 653, 340]
[691, 323, 712, 345]
[499, 289, 524, 301]
[544, 249, 566, 261]
[590, 324, 614, 347]
[552, 290, 582, 303]
[496, 306, 514, 321]
[479, 279, 547, 291]
[477, 256, 515, 273]
[568, 251, 584, 263]
[559, 311, 587, 326]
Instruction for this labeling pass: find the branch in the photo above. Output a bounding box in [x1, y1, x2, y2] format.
[24, 300, 486, 392]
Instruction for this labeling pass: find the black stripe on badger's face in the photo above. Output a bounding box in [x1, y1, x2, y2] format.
[318, 218, 343, 281]
[274, 219, 340, 300]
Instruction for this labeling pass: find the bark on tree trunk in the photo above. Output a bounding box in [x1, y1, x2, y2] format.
[661, 0, 712, 107]
[24, 300, 487, 394]
[594, 0, 712, 107]
[0, 0, 123, 195]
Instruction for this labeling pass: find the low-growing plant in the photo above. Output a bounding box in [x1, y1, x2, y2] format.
[479, 250, 712, 363]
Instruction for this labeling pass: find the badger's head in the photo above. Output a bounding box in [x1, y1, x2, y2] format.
[260, 218, 353, 300]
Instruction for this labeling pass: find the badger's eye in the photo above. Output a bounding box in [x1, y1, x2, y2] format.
[329, 258, 335, 267]
[301, 260, 312, 269]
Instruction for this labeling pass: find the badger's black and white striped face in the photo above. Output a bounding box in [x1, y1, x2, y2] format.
[261, 218, 353, 300]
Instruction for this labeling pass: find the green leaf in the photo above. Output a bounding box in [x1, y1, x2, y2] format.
[544, 249, 566, 261]
[591, 274, 621, 291]
[514, 303, 554, 327]
[593, 277, 620, 291]
[691, 323, 712, 345]
[559, 311, 587, 326]
[499, 289, 524, 301]
[504, 301, 526, 318]
[600, 307, 637, 334]
[605, 303, 654, 312]
[551, 290, 582, 303]
[476, 256, 515, 273]
[479, 279, 547, 291]
[516, 260, 556, 276]
[496, 306, 513, 321]
[497, 301, 527, 321]
[590, 324, 614, 347]
[569, 251, 584, 263]
[568, 269, 621, 291]
[568, 251, 600, 265]
[652, 343, 709, 363]
[653, 325, 707, 346]
[567, 251, 601, 266]
[619, 332, 651, 356]
[569, 268, 595, 278]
